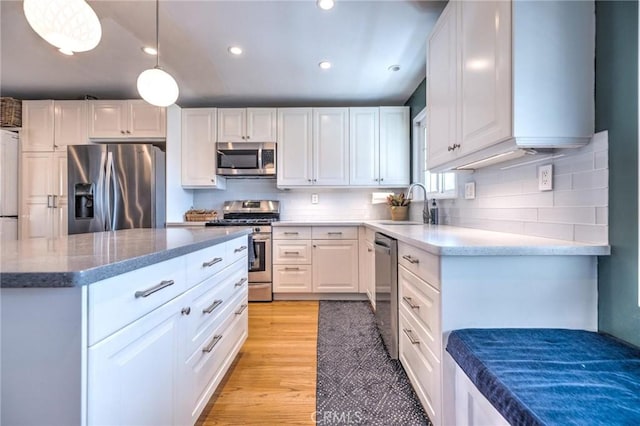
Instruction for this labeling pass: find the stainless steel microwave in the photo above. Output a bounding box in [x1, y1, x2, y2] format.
[216, 142, 276, 177]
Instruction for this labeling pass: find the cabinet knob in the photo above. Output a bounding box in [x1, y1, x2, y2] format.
[380, 178, 384, 182]
[120, 130, 126, 135]
[313, 179, 317, 183]
[246, 135, 250, 139]
[308, 179, 312, 182]
[313, 244, 317, 248]
[241, 136, 246, 140]
[126, 130, 131, 134]
[181, 307, 191, 316]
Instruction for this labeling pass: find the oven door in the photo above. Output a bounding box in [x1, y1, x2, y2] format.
[249, 234, 271, 282]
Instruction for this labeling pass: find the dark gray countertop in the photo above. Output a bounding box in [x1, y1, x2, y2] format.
[0, 227, 251, 288]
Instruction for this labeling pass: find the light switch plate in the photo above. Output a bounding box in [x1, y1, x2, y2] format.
[311, 194, 319, 204]
[538, 164, 553, 191]
[464, 182, 476, 199]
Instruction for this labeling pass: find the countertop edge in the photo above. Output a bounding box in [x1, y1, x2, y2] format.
[1, 229, 251, 288]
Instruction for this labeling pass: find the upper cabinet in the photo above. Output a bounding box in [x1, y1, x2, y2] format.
[217, 108, 277, 142]
[426, 0, 594, 171]
[349, 107, 410, 187]
[88, 100, 166, 139]
[277, 108, 349, 187]
[22, 100, 88, 152]
[181, 108, 226, 189]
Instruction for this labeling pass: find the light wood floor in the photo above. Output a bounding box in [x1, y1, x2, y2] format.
[196, 301, 319, 425]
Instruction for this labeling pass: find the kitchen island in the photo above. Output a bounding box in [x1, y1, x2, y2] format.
[1, 227, 251, 426]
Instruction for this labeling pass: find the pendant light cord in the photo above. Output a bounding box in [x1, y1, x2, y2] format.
[155, 0, 160, 68]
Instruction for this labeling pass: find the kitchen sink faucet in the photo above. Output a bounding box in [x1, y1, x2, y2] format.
[407, 183, 429, 224]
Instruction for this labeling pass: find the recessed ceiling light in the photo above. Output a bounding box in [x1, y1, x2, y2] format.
[228, 46, 243, 55]
[388, 64, 401, 72]
[142, 46, 157, 56]
[317, 0, 335, 10]
[319, 61, 332, 70]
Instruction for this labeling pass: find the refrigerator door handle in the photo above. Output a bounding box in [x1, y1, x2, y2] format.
[97, 150, 107, 230]
[105, 152, 114, 231]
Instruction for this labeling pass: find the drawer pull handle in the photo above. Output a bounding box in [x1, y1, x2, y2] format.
[203, 299, 223, 314]
[181, 307, 191, 315]
[284, 267, 300, 271]
[327, 232, 343, 235]
[284, 232, 299, 235]
[234, 245, 248, 253]
[403, 328, 420, 345]
[402, 296, 420, 310]
[134, 280, 175, 298]
[202, 257, 223, 268]
[402, 255, 420, 264]
[284, 251, 300, 255]
[234, 277, 248, 288]
[202, 335, 223, 353]
[235, 304, 248, 315]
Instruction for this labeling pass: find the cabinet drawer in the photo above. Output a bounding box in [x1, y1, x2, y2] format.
[273, 265, 312, 292]
[398, 242, 440, 289]
[184, 292, 248, 424]
[399, 266, 441, 358]
[226, 235, 249, 265]
[312, 226, 358, 239]
[273, 240, 312, 264]
[88, 256, 187, 346]
[273, 226, 311, 240]
[186, 243, 228, 288]
[184, 260, 248, 355]
[399, 309, 441, 425]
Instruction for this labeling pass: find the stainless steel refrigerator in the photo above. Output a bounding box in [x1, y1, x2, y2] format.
[67, 144, 165, 235]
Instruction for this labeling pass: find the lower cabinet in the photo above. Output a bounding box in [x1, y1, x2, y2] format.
[273, 226, 359, 294]
[359, 227, 376, 308]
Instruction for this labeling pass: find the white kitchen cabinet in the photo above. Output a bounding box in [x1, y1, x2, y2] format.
[217, 108, 277, 142]
[349, 107, 410, 187]
[88, 100, 166, 139]
[312, 240, 359, 292]
[22, 100, 88, 151]
[181, 108, 226, 189]
[277, 108, 313, 186]
[358, 227, 376, 307]
[426, 0, 594, 171]
[20, 150, 67, 239]
[277, 108, 349, 187]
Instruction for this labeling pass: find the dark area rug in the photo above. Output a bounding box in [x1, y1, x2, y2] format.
[316, 301, 432, 426]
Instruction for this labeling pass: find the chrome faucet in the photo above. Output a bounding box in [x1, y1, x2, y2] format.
[407, 183, 429, 224]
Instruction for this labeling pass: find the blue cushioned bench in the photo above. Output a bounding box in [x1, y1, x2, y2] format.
[446, 329, 640, 425]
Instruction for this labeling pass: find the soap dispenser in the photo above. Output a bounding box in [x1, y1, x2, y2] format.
[429, 199, 439, 225]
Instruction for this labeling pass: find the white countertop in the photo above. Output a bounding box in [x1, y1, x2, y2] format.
[273, 221, 610, 256]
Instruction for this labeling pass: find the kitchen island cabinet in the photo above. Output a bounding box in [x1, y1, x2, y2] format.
[0, 227, 250, 426]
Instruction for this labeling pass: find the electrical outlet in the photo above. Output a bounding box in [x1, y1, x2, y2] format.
[311, 194, 319, 204]
[464, 182, 476, 199]
[538, 164, 553, 191]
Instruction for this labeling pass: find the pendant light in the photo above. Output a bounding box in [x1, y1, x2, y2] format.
[137, 0, 179, 107]
[23, 0, 102, 55]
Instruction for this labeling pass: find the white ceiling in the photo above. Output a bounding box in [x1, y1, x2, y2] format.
[0, 0, 445, 107]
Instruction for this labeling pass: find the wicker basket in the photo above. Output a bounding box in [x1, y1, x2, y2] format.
[185, 210, 217, 222]
[0, 98, 22, 128]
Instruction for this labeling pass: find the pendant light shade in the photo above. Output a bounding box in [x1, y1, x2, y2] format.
[23, 0, 102, 55]
[137, 67, 179, 107]
[137, 0, 179, 107]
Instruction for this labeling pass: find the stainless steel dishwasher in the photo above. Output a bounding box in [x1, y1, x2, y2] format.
[374, 232, 398, 359]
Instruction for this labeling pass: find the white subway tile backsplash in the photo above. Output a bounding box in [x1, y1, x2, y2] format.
[439, 131, 609, 244]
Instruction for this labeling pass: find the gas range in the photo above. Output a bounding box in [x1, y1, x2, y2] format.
[204, 200, 280, 229]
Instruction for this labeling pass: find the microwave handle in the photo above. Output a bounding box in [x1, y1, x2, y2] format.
[257, 146, 263, 170]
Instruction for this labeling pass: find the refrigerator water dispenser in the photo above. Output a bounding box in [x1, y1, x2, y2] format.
[74, 183, 94, 219]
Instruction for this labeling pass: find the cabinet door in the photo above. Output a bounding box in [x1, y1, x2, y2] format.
[427, 2, 459, 169]
[349, 107, 379, 186]
[312, 240, 359, 292]
[365, 240, 375, 307]
[54, 100, 88, 147]
[459, 0, 512, 152]
[128, 100, 166, 138]
[217, 109, 246, 142]
[21, 100, 54, 152]
[20, 152, 54, 239]
[277, 108, 313, 186]
[87, 295, 184, 426]
[181, 108, 220, 187]
[52, 150, 68, 238]
[88, 101, 128, 138]
[379, 107, 410, 186]
[246, 108, 277, 142]
[313, 108, 349, 186]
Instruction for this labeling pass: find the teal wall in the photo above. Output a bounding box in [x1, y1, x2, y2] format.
[596, 0, 640, 347]
[404, 78, 427, 123]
